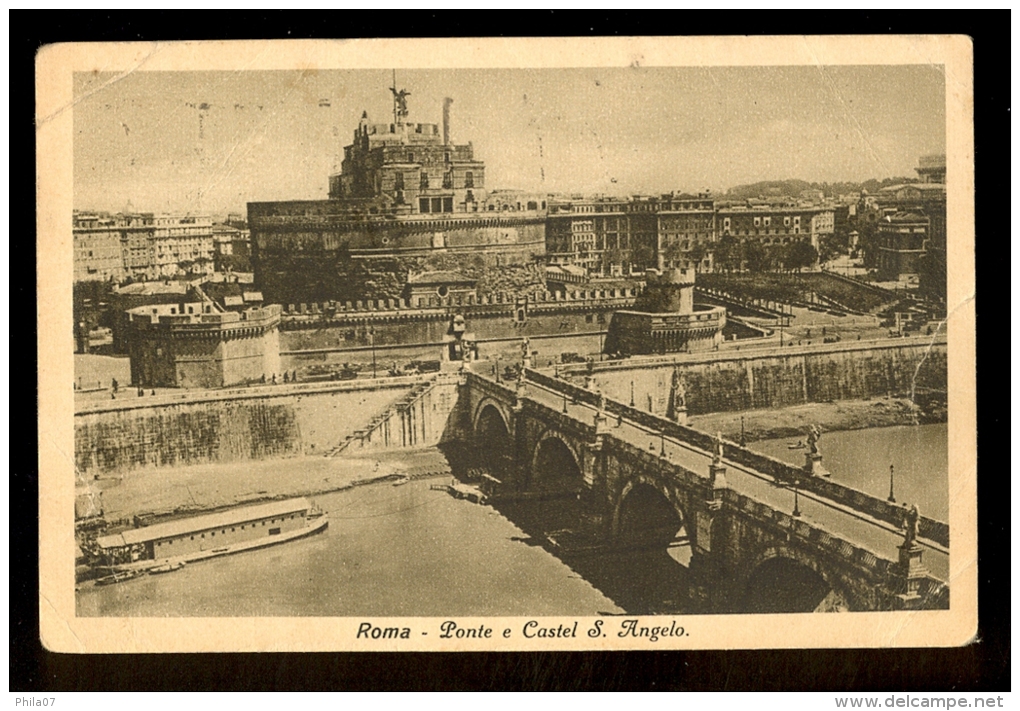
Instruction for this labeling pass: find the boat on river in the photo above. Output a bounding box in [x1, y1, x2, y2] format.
[148, 561, 186, 575]
[94, 497, 328, 575]
[94, 570, 145, 586]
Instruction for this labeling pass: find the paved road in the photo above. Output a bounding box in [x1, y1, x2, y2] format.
[486, 370, 949, 583]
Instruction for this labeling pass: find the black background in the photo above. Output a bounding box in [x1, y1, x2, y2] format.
[15, 11, 1008, 692]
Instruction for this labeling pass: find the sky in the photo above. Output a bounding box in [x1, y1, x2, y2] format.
[73, 65, 946, 215]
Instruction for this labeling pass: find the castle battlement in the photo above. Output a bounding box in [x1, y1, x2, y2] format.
[127, 304, 282, 389]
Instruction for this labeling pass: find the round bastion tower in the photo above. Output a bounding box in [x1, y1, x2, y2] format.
[603, 268, 726, 357]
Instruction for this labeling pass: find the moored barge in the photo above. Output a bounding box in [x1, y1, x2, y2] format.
[94, 497, 328, 575]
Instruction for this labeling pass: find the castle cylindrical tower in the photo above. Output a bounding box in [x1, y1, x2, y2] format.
[634, 268, 696, 314]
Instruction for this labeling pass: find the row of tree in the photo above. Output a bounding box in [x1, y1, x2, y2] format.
[593, 238, 819, 276]
[712, 236, 819, 273]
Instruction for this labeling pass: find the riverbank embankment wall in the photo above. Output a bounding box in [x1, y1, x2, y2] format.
[570, 337, 947, 417]
[74, 379, 424, 476]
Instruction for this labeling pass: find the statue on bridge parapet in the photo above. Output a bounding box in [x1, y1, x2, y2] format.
[667, 368, 688, 425]
[712, 431, 725, 467]
[706, 431, 728, 508]
[902, 503, 920, 549]
[896, 503, 927, 604]
[807, 424, 821, 455]
[803, 424, 830, 477]
[513, 375, 527, 410]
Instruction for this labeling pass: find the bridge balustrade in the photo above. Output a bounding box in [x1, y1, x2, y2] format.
[522, 367, 949, 548]
[724, 487, 945, 604]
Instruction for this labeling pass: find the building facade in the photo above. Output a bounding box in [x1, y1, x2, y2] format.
[73, 212, 216, 283]
[876, 212, 928, 282]
[545, 197, 633, 272]
[545, 194, 717, 275]
[404, 270, 478, 307]
[73, 213, 131, 282]
[858, 155, 946, 295]
[717, 206, 830, 250]
[153, 215, 215, 278]
[915, 154, 946, 184]
[654, 194, 717, 272]
[547, 195, 831, 275]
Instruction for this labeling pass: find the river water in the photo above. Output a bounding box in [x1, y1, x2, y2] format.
[78, 424, 948, 617]
[77, 475, 626, 617]
[750, 423, 949, 521]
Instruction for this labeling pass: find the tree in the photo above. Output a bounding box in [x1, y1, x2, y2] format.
[857, 221, 881, 270]
[631, 242, 656, 271]
[602, 246, 625, 275]
[744, 241, 770, 273]
[688, 242, 708, 272]
[817, 231, 847, 263]
[713, 235, 740, 272]
[662, 240, 684, 269]
[785, 241, 818, 272]
[918, 250, 947, 305]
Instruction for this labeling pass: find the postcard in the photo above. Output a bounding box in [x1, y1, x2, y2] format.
[38, 35, 976, 652]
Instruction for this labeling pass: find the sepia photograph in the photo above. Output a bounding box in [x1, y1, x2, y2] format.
[37, 35, 976, 653]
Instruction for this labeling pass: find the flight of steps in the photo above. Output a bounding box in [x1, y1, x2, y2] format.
[324, 380, 433, 457]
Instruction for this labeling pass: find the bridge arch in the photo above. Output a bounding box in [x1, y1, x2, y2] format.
[473, 402, 514, 476]
[471, 396, 512, 438]
[611, 475, 691, 553]
[529, 430, 584, 493]
[740, 546, 851, 613]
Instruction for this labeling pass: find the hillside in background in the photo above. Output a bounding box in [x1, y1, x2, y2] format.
[721, 177, 920, 200]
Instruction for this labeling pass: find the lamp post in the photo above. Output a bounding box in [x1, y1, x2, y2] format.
[630, 380, 635, 407]
[495, 356, 501, 383]
[562, 392, 568, 413]
[659, 431, 666, 458]
[369, 326, 376, 379]
[887, 464, 896, 503]
[792, 478, 802, 518]
[739, 415, 746, 447]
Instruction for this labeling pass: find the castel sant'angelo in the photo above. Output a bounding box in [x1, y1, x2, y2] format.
[248, 82, 548, 306]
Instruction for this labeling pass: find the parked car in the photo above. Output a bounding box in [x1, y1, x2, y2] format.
[410, 359, 441, 373]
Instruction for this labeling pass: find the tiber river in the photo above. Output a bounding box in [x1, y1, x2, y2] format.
[77, 423, 947, 617]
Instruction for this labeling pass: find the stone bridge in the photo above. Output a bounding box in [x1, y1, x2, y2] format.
[459, 369, 949, 613]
